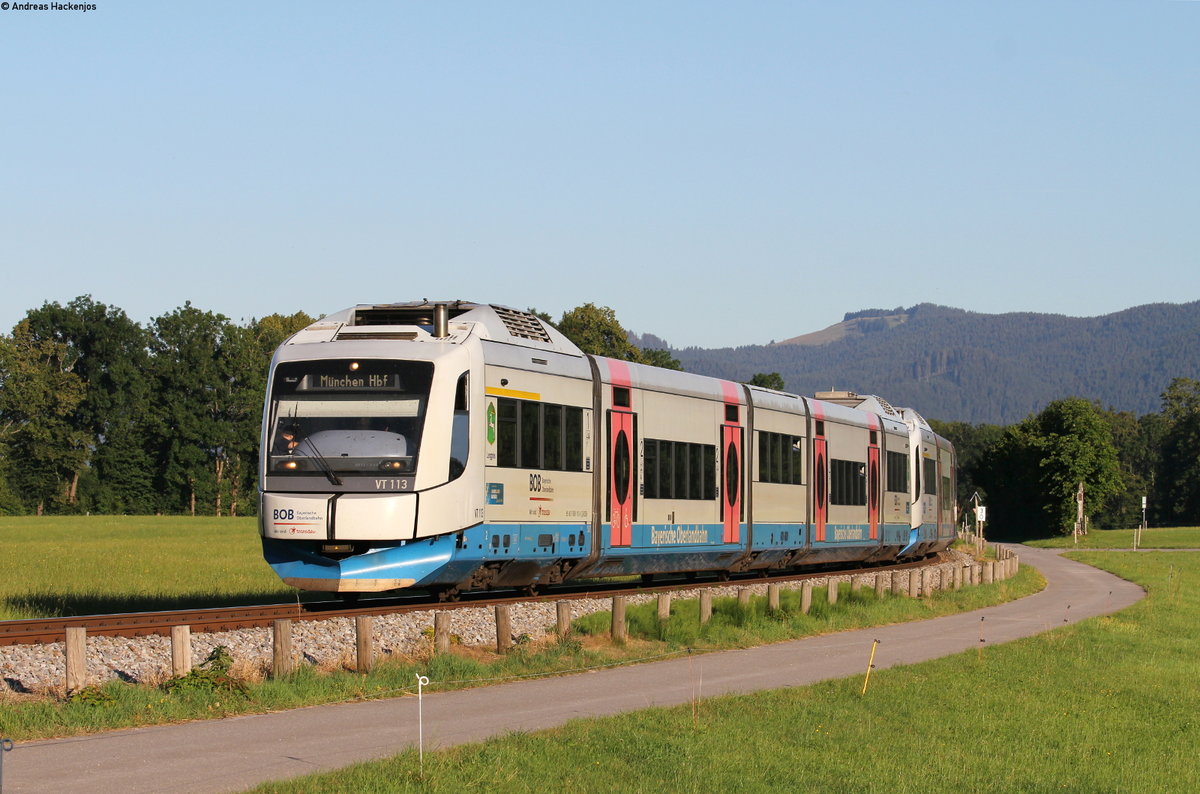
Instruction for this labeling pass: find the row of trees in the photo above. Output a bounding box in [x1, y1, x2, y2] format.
[935, 379, 1200, 539]
[2, 297, 1197, 536]
[0, 297, 312, 516]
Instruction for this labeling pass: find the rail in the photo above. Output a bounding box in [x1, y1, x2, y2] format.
[0, 556, 941, 647]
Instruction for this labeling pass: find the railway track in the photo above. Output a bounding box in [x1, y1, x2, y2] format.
[0, 556, 941, 647]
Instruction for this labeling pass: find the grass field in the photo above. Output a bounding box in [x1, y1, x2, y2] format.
[1024, 526, 1200, 550]
[0, 516, 309, 620]
[248, 551, 1198, 793]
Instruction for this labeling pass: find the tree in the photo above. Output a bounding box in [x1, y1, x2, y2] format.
[22, 296, 157, 513]
[1156, 378, 1200, 525]
[1032, 398, 1122, 534]
[641, 347, 683, 370]
[1161, 376, 1200, 423]
[977, 423, 1044, 540]
[981, 398, 1121, 538]
[0, 456, 21, 515]
[0, 321, 89, 513]
[526, 307, 555, 326]
[147, 304, 238, 515]
[555, 304, 645, 362]
[749, 372, 786, 391]
[1096, 407, 1164, 529]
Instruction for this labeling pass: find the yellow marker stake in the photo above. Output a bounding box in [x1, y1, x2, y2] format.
[861, 639, 880, 695]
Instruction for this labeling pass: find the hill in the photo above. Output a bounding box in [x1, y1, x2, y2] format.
[654, 302, 1200, 425]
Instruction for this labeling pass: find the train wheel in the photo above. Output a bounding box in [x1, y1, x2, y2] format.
[436, 587, 462, 603]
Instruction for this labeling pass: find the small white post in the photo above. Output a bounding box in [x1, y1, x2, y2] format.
[1137, 496, 1146, 549]
[416, 674, 430, 774]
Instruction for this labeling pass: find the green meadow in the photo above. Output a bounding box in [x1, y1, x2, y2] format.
[1023, 525, 1200, 550]
[0, 516, 307, 620]
[250, 551, 1198, 793]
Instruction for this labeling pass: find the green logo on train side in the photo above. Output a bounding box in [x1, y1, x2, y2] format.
[487, 402, 496, 445]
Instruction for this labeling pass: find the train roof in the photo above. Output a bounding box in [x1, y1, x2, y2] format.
[291, 301, 583, 356]
[598, 356, 741, 403]
[814, 390, 933, 432]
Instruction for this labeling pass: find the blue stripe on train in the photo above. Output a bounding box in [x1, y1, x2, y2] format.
[263, 520, 940, 588]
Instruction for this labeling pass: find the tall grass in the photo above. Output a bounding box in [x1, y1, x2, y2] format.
[249, 552, 1197, 793]
[0, 516, 307, 619]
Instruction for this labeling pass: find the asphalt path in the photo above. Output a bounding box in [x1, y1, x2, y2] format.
[3, 545, 1146, 793]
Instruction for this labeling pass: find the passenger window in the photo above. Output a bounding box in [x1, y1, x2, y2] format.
[498, 398, 518, 467]
[924, 458, 938, 495]
[449, 372, 469, 480]
[521, 401, 541, 468]
[543, 404, 563, 470]
[495, 396, 585, 472]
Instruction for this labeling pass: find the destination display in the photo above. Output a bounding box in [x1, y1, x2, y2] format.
[272, 360, 432, 401]
[299, 371, 402, 391]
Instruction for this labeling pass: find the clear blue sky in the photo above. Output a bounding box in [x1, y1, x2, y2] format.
[2, 1, 1197, 348]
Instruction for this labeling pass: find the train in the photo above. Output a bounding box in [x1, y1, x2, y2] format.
[258, 300, 956, 599]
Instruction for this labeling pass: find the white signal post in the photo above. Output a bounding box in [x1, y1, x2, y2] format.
[970, 491, 985, 541]
[1136, 496, 1147, 549]
[1073, 482, 1085, 545]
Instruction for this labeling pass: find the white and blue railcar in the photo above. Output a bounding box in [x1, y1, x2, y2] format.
[258, 301, 955, 596]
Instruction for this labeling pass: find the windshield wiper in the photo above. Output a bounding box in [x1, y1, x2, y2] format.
[302, 437, 343, 486]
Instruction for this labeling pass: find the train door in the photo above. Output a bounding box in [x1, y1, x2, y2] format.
[608, 409, 635, 547]
[722, 424, 743, 543]
[940, 445, 957, 540]
[868, 443, 880, 541]
[935, 456, 943, 533]
[813, 431, 828, 542]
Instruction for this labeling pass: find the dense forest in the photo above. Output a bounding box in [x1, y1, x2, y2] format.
[1, 297, 1197, 537]
[664, 302, 1200, 425]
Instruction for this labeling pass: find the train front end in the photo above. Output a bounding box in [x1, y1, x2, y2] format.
[258, 302, 484, 593]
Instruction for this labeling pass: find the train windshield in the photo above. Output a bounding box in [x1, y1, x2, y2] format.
[267, 359, 433, 478]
